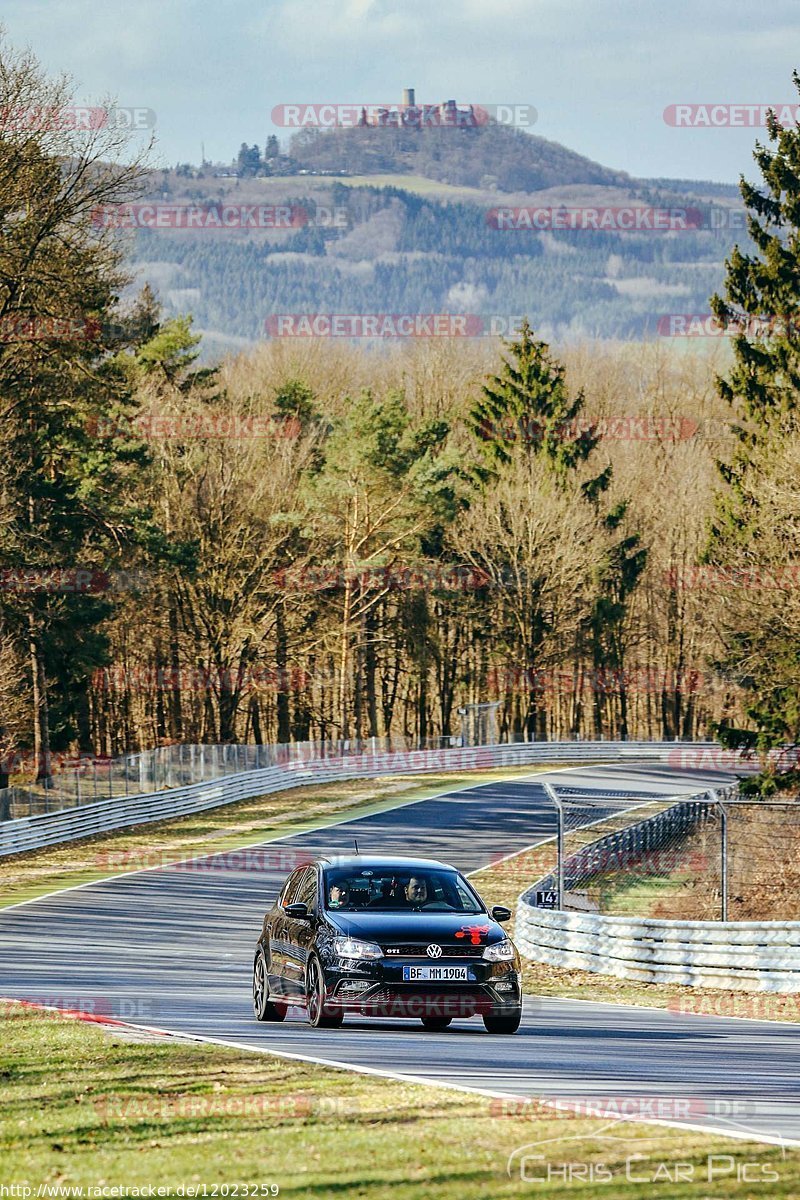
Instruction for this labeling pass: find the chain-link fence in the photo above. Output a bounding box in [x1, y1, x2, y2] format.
[0, 731, 716, 823]
[530, 784, 800, 922]
[0, 736, 465, 820]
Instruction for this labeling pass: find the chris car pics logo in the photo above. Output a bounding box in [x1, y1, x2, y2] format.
[507, 1123, 783, 1187]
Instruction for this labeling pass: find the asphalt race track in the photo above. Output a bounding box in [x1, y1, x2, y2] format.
[2, 763, 799, 1147]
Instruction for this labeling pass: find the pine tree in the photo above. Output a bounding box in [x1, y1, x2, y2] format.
[0, 36, 160, 778]
[710, 76, 800, 546]
[466, 322, 628, 739]
[469, 319, 610, 493]
[707, 79, 800, 774]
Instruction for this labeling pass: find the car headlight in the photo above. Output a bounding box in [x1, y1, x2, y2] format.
[483, 939, 515, 962]
[333, 937, 383, 960]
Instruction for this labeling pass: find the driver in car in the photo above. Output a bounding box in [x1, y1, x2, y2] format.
[328, 882, 349, 909]
[405, 876, 428, 906]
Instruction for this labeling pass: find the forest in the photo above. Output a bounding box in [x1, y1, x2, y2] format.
[132, 177, 741, 344]
[1, 37, 799, 794]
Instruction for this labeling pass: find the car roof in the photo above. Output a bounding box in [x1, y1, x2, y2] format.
[318, 855, 456, 872]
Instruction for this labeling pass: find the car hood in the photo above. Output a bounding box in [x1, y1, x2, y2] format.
[324, 910, 506, 946]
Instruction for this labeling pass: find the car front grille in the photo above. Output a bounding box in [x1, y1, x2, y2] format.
[354, 985, 493, 1015]
[382, 943, 484, 958]
[366, 985, 488, 1000]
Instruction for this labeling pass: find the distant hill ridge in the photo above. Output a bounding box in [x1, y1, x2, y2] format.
[289, 121, 632, 194]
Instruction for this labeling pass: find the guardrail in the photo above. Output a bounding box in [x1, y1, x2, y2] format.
[514, 784, 800, 992]
[0, 739, 725, 858]
[514, 905, 800, 992]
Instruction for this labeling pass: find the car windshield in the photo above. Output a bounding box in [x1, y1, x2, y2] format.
[323, 867, 484, 913]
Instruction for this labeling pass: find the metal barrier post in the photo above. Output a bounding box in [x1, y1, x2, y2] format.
[716, 790, 728, 922]
[544, 782, 564, 909]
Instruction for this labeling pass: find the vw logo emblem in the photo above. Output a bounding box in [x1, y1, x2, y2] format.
[426, 944, 442, 959]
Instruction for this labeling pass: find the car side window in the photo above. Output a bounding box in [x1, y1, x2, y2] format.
[280, 868, 305, 907]
[296, 866, 318, 911]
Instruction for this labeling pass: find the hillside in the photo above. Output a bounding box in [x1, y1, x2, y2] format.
[125, 130, 745, 355]
[287, 122, 632, 193]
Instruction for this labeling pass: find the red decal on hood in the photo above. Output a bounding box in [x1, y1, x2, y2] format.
[455, 923, 492, 945]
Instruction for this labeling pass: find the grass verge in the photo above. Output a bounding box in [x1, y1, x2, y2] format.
[1, 1006, 795, 1197]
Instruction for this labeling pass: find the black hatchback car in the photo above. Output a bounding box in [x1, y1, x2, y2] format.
[253, 855, 522, 1033]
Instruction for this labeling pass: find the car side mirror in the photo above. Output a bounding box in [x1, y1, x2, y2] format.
[284, 902, 311, 920]
[491, 905, 512, 923]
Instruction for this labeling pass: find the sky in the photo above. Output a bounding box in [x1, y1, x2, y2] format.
[2, 0, 799, 182]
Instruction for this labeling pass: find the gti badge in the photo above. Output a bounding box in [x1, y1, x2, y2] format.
[426, 944, 443, 958]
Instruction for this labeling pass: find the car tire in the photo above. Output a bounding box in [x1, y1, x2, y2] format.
[483, 1007, 522, 1034]
[306, 954, 344, 1029]
[253, 948, 288, 1022]
[421, 1015, 452, 1031]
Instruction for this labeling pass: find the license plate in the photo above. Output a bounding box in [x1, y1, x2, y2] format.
[402, 965, 470, 982]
